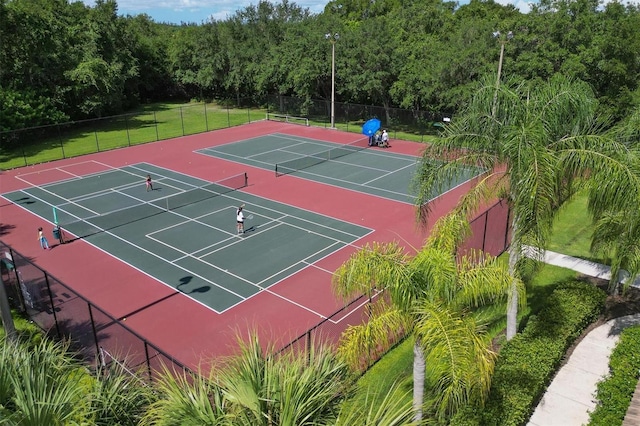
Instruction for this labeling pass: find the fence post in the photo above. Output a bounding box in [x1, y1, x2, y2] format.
[95, 129, 100, 152]
[125, 115, 131, 146]
[180, 107, 185, 136]
[7, 249, 26, 310]
[482, 210, 489, 252]
[204, 103, 209, 131]
[44, 273, 62, 339]
[306, 330, 312, 366]
[57, 125, 66, 159]
[88, 303, 101, 367]
[144, 342, 153, 383]
[153, 111, 159, 141]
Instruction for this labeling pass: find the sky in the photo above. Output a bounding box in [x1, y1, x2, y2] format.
[92, 0, 532, 25]
[94, 0, 636, 25]
[109, 0, 334, 24]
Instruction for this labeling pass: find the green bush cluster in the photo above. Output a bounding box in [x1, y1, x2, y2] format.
[588, 325, 640, 426]
[451, 281, 607, 426]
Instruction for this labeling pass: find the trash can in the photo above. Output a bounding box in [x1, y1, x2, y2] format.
[52, 227, 60, 240]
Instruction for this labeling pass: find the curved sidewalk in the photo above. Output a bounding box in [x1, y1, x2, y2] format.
[526, 248, 640, 426]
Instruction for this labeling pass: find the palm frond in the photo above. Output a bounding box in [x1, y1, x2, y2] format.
[337, 301, 411, 372]
[336, 381, 416, 426]
[414, 301, 496, 421]
[140, 366, 225, 426]
[332, 242, 410, 301]
[8, 338, 91, 425]
[452, 250, 521, 312]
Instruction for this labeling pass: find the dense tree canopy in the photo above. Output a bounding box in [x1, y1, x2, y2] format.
[3, 0, 640, 131]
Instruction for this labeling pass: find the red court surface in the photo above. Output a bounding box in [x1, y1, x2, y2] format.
[0, 121, 478, 370]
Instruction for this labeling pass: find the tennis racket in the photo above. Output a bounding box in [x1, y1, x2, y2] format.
[247, 214, 254, 220]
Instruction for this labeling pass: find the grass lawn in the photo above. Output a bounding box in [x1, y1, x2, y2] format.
[1, 102, 267, 170]
[546, 191, 596, 260]
[346, 336, 415, 414]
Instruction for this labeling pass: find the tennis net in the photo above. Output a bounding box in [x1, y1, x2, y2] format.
[266, 113, 309, 126]
[60, 172, 248, 239]
[275, 138, 369, 177]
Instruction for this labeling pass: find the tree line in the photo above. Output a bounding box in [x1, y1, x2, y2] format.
[2, 0, 640, 132]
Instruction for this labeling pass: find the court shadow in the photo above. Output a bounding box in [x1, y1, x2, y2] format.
[177, 276, 192, 291]
[0, 197, 30, 207]
[0, 223, 15, 236]
[186, 286, 210, 295]
[243, 226, 256, 234]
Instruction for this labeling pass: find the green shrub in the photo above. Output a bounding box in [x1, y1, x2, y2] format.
[451, 281, 606, 426]
[588, 325, 640, 426]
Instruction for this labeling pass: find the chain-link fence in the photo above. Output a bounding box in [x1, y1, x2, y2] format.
[264, 94, 452, 141]
[0, 101, 268, 170]
[0, 242, 191, 382]
[1, 95, 452, 170]
[0, 199, 509, 379]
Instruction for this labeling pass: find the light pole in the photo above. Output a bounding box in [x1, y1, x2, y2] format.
[325, 32, 339, 129]
[492, 30, 513, 116]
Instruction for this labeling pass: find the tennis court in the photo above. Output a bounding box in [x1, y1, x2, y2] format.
[0, 120, 501, 370]
[196, 133, 479, 204]
[3, 161, 371, 313]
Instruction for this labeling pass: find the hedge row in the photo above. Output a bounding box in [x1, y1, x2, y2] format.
[451, 281, 607, 426]
[588, 325, 640, 426]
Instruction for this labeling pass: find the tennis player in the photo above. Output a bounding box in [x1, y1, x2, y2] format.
[236, 205, 245, 234]
[145, 175, 153, 191]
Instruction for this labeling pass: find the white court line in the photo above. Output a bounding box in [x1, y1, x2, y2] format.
[242, 140, 311, 160]
[191, 221, 285, 260]
[62, 180, 141, 204]
[131, 163, 370, 241]
[293, 167, 413, 199]
[272, 132, 366, 146]
[14, 167, 122, 189]
[324, 289, 384, 325]
[8, 161, 376, 318]
[197, 148, 276, 169]
[256, 241, 342, 288]
[78, 187, 354, 318]
[2, 195, 237, 314]
[144, 231, 261, 292]
[362, 161, 417, 186]
[13, 159, 102, 179]
[14, 186, 101, 217]
[196, 138, 422, 204]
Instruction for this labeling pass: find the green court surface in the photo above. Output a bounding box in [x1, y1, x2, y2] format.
[197, 133, 479, 203]
[3, 163, 371, 312]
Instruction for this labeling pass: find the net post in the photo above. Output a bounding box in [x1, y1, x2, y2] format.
[244, 172, 248, 187]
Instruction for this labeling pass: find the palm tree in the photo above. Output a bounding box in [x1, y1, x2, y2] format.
[332, 211, 523, 422]
[589, 108, 640, 295]
[590, 208, 640, 295]
[142, 333, 416, 425]
[0, 336, 156, 425]
[414, 75, 640, 340]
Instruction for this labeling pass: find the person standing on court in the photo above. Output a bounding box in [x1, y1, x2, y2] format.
[146, 175, 153, 191]
[236, 205, 245, 234]
[38, 227, 50, 250]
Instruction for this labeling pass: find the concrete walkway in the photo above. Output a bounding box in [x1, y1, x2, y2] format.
[525, 247, 640, 426]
